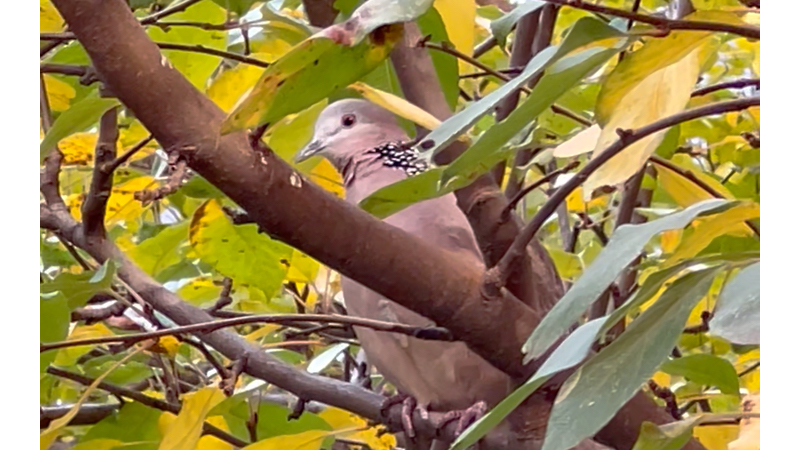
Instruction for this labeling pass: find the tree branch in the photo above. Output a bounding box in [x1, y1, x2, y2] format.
[541, 0, 759, 40]
[692, 78, 760, 97]
[41, 313, 454, 352]
[489, 96, 760, 289]
[82, 107, 118, 238]
[45, 366, 248, 447]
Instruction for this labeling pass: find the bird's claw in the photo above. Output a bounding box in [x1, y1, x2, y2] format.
[438, 400, 487, 437]
[380, 393, 430, 439]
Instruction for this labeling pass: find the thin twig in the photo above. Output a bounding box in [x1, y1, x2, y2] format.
[540, 0, 759, 40]
[46, 366, 247, 448]
[155, 42, 269, 67]
[487, 96, 760, 290]
[139, 0, 205, 25]
[692, 78, 760, 97]
[472, 36, 498, 58]
[41, 313, 454, 352]
[104, 134, 155, 173]
[649, 156, 760, 236]
[502, 160, 580, 219]
[40, 63, 88, 77]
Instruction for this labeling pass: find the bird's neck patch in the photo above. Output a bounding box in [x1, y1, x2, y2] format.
[365, 141, 428, 176]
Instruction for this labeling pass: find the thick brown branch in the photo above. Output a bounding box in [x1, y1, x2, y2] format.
[541, 0, 759, 40]
[491, 96, 760, 288]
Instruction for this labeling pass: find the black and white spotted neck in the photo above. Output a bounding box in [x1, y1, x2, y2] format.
[365, 141, 428, 176]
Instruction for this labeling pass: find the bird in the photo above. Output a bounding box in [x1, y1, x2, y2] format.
[295, 99, 512, 448]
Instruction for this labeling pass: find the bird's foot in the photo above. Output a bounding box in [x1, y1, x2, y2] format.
[380, 393, 430, 439]
[437, 401, 487, 437]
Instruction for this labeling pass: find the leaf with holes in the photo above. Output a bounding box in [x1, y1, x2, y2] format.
[190, 200, 293, 299]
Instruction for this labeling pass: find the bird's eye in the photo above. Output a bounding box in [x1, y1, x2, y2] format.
[341, 114, 356, 128]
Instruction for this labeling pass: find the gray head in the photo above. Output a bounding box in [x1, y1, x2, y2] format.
[294, 99, 408, 170]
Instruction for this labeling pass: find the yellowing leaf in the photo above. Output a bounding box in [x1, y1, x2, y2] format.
[241, 430, 329, 450]
[207, 60, 268, 113]
[553, 125, 601, 158]
[286, 250, 321, 283]
[58, 132, 99, 166]
[655, 155, 736, 207]
[189, 200, 293, 299]
[693, 425, 739, 450]
[586, 39, 707, 196]
[41, 345, 149, 450]
[43, 74, 76, 112]
[151, 336, 182, 357]
[308, 160, 344, 198]
[244, 324, 280, 343]
[119, 121, 159, 162]
[665, 202, 759, 265]
[40, 0, 64, 32]
[159, 387, 227, 450]
[349, 82, 442, 131]
[70, 439, 124, 450]
[748, 106, 759, 126]
[565, 187, 608, 213]
[660, 229, 682, 254]
[54, 323, 116, 367]
[319, 407, 396, 450]
[433, 0, 475, 73]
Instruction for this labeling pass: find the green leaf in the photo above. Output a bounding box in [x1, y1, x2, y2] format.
[490, 1, 545, 47]
[441, 42, 626, 186]
[40, 96, 119, 163]
[147, 0, 227, 88]
[709, 262, 760, 345]
[631, 417, 703, 450]
[660, 354, 739, 395]
[127, 222, 189, 277]
[41, 292, 70, 372]
[189, 200, 293, 299]
[542, 268, 720, 450]
[359, 167, 448, 218]
[451, 318, 605, 450]
[82, 402, 162, 449]
[40, 260, 118, 309]
[524, 199, 732, 361]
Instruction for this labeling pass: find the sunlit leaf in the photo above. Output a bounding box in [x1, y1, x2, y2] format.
[147, 1, 227, 88]
[126, 222, 190, 277]
[189, 200, 293, 299]
[319, 407, 396, 450]
[40, 0, 64, 32]
[40, 96, 120, 164]
[159, 387, 227, 450]
[43, 74, 76, 112]
[207, 59, 269, 112]
[349, 82, 442, 131]
[240, 430, 329, 450]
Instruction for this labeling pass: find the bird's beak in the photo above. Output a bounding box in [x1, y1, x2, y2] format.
[294, 140, 326, 163]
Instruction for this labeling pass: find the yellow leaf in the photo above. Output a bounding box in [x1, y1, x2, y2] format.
[693, 425, 739, 450]
[54, 323, 116, 366]
[319, 407, 396, 450]
[660, 229, 682, 254]
[565, 187, 607, 213]
[586, 39, 707, 196]
[159, 387, 227, 450]
[151, 336, 182, 357]
[40, 0, 64, 32]
[286, 250, 321, 283]
[119, 121, 160, 162]
[748, 106, 759, 126]
[41, 345, 149, 450]
[58, 132, 123, 166]
[308, 160, 344, 198]
[728, 394, 759, 450]
[244, 323, 280, 343]
[433, 0, 475, 73]
[349, 82, 443, 131]
[207, 60, 268, 113]
[736, 349, 760, 394]
[240, 430, 330, 450]
[654, 154, 736, 207]
[553, 125, 601, 158]
[665, 202, 759, 265]
[43, 74, 76, 112]
[651, 371, 671, 388]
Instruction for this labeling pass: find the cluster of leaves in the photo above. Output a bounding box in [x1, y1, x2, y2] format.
[40, 0, 759, 450]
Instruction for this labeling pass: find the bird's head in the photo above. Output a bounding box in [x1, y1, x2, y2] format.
[294, 99, 408, 169]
